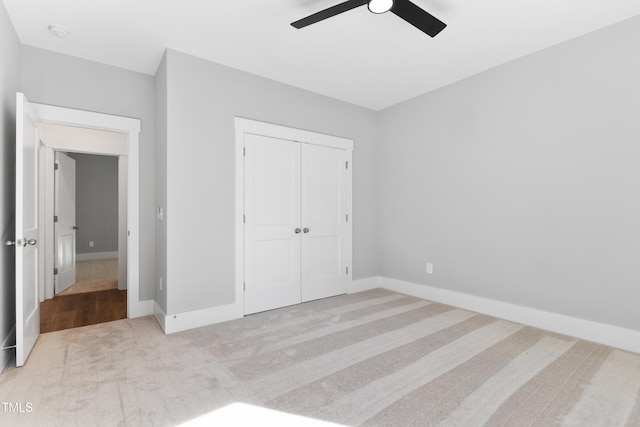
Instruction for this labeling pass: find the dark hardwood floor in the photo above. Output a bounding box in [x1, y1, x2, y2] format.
[40, 289, 127, 333]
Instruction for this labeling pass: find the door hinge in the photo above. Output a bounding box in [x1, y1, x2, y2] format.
[53, 268, 58, 275]
[346, 214, 349, 222]
[346, 161, 349, 170]
[53, 215, 58, 223]
[243, 147, 246, 157]
[243, 281, 246, 291]
[346, 266, 349, 275]
[54, 163, 59, 170]
[243, 214, 246, 223]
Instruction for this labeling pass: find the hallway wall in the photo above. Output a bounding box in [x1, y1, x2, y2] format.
[20, 46, 157, 301]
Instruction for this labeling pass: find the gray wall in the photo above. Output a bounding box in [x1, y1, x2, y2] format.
[20, 46, 156, 300]
[161, 49, 378, 314]
[68, 153, 118, 255]
[377, 16, 640, 331]
[6, 7, 635, 339]
[0, 1, 19, 371]
[154, 52, 168, 312]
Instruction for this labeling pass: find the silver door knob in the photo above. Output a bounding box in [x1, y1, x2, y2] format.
[73, 226, 80, 231]
[303, 228, 310, 233]
[5, 239, 36, 247]
[294, 228, 301, 234]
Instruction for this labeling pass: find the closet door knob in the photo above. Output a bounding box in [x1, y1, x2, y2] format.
[303, 228, 310, 233]
[295, 228, 301, 234]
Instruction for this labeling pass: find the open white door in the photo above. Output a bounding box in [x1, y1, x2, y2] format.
[54, 152, 77, 294]
[13, 93, 40, 367]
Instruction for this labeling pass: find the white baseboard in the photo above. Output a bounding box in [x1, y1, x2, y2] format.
[152, 277, 380, 335]
[76, 251, 118, 261]
[349, 277, 381, 294]
[129, 299, 154, 319]
[1, 326, 16, 373]
[375, 276, 640, 354]
[151, 278, 380, 335]
[155, 301, 244, 334]
[148, 276, 640, 353]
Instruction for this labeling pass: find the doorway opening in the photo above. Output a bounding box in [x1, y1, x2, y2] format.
[31, 101, 149, 320]
[40, 151, 126, 332]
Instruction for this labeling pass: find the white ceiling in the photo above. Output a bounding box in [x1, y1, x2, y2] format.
[4, 0, 640, 110]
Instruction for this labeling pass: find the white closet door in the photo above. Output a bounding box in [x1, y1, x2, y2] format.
[244, 134, 301, 314]
[301, 143, 348, 302]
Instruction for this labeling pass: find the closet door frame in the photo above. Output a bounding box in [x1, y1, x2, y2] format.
[235, 117, 353, 315]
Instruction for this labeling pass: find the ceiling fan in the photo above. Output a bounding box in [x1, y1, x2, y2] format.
[291, 0, 447, 38]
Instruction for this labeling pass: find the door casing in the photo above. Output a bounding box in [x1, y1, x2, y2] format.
[32, 102, 152, 318]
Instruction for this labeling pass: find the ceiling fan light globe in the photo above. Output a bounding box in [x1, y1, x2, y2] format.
[368, 0, 394, 14]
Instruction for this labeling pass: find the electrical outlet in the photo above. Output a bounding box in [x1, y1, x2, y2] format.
[426, 263, 433, 274]
[89, 241, 94, 247]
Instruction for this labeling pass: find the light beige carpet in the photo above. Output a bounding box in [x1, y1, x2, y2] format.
[1, 289, 639, 426]
[58, 259, 118, 295]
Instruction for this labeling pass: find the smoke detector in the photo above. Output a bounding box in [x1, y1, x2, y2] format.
[48, 25, 70, 38]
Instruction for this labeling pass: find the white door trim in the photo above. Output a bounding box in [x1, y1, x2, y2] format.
[235, 117, 353, 316]
[31, 102, 151, 318]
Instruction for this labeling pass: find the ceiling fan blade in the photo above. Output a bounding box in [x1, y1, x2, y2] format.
[291, 0, 368, 29]
[390, 0, 447, 37]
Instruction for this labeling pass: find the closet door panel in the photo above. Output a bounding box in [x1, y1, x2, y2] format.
[301, 143, 348, 302]
[244, 134, 301, 314]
